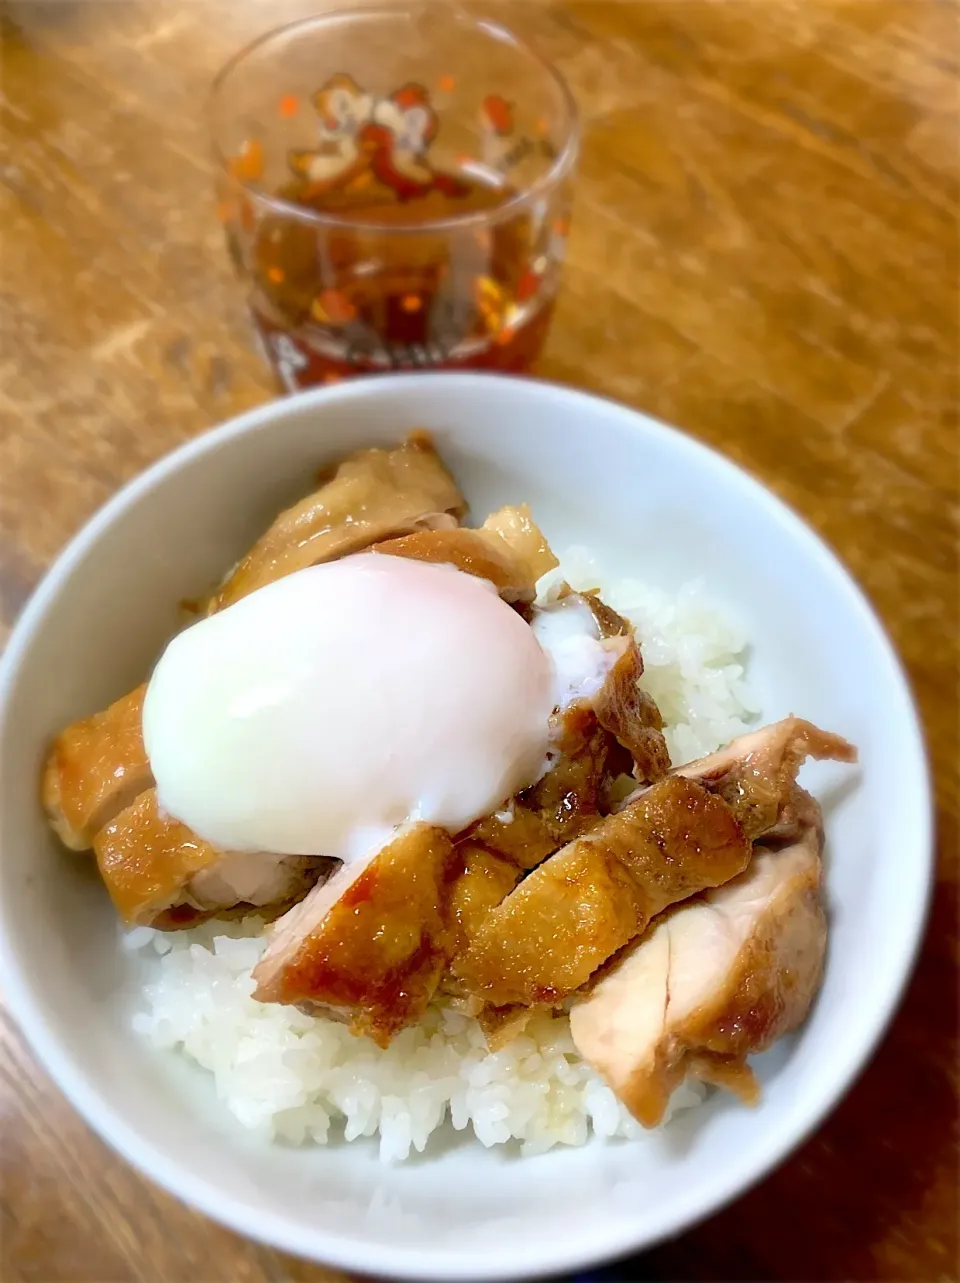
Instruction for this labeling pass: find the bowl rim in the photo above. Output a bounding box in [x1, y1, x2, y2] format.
[0, 373, 934, 1280]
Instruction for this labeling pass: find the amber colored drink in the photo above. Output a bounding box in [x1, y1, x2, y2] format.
[211, 11, 578, 391]
[234, 165, 559, 388]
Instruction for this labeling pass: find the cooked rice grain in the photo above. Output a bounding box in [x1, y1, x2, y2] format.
[129, 920, 706, 1161]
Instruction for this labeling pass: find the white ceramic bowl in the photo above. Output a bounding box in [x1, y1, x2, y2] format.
[0, 374, 931, 1280]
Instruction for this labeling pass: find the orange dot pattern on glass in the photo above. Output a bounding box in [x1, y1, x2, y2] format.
[227, 70, 569, 387]
[312, 290, 359, 326]
[228, 139, 264, 183]
[516, 269, 539, 304]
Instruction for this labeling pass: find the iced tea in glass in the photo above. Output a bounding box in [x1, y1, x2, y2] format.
[209, 8, 579, 389]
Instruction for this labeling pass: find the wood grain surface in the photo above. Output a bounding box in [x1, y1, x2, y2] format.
[1, 2, 957, 1280]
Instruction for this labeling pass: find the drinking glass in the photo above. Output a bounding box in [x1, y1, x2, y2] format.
[208, 7, 579, 389]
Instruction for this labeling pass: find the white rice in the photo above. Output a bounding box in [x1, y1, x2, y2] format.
[129, 551, 756, 1161]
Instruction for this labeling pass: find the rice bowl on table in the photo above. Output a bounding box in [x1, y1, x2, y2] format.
[0, 375, 931, 1279]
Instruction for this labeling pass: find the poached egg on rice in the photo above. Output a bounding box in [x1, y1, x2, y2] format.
[142, 553, 617, 862]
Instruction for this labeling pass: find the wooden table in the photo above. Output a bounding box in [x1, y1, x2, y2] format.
[1, 2, 957, 1280]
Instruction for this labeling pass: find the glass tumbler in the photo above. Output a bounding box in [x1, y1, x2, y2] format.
[208, 7, 579, 390]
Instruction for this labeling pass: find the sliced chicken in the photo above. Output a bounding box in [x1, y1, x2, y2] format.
[536, 590, 669, 783]
[209, 434, 464, 613]
[458, 717, 853, 1020]
[452, 774, 751, 1009]
[42, 684, 153, 852]
[373, 529, 534, 603]
[570, 809, 828, 1126]
[93, 789, 326, 927]
[470, 706, 617, 870]
[373, 503, 557, 605]
[477, 1003, 538, 1049]
[467, 610, 670, 870]
[480, 504, 559, 586]
[672, 717, 856, 839]
[593, 634, 670, 783]
[444, 715, 626, 1003]
[574, 589, 631, 639]
[448, 841, 522, 951]
[252, 824, 458, 1047]
[445, 604, 673, 979]
[467, 800, 572, 872]
[182, 850, 333, 922]
[438, 841, 523, 1017]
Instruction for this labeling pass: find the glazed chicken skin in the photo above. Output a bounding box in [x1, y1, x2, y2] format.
[592, 637, 670, 784]
[469, 695, 633, 872]
[209, 434, 464, 613]
[670, 716, 856, 839]
[252, 824, 458, 1046]
[440, 727, 623, 1020]
[374, 503, 558, 604]
[42, 684, 153, 851]
[570, 585, 670, 784]
[94, 790, 216, 924]
[467, 598, 670, 871]
[453, 716, 855, 1020]
[452, 774, 751, 1009]
[448, 842, 523, 954]
[569, 801, 828, 1125]
[93, 789, 328, 928]
[441, 591, 671, 998]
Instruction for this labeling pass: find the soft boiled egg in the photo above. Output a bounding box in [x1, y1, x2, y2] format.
[143, 553, 623, 864]
[530, 594, 620, 710]
[143, 554, 558, 862]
